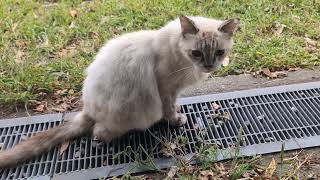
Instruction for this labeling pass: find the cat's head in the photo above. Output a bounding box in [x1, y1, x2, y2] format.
[178, 16, 240, 73]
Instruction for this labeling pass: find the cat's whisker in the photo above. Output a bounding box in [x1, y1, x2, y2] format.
[167, 66, 194, 77]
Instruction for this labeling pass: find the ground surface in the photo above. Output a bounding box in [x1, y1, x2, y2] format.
[0, 0, 319, 107]
[2, 69, 320, 179]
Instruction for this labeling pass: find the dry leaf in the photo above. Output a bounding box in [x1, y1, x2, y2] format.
[15, 50, 26, 64]
[212, 103, 221, 110]
[288, 67, 301, 72]
[214, 163, 225, 172]
[103, 160, 107, 166]
[12, 22, 18, 32]
[69, 21, 76, 29]
[292, 15, 300, 22]
[264, 158, 276, 178]
[52, 107, 66, 112]
[273, 71, 287, 78]
[16, 40, 27, 48]
[165, 166, 177, 180]
[161, 146, 174, 157]
[274, 24, 286, 36]
[59, 141, 70, 156]
[222, 56, 230, 67]
[304, 37, 317, 47]
[262, 68, 287, 79]
[69, 9, 78, 17]
[34, 104, 45, 112]
[304, 37, 318, 53]
[262, 68, 276, 78]
[180, 166, 195, 174]
[199, 170, 215, 180]
[242, 172, 251, 178]
[272, 21, 286, 36]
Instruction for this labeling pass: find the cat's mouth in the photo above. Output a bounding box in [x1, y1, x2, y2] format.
[201, 65, 215, 72]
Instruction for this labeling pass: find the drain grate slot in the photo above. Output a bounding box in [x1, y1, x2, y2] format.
[1, 82, 320, 179]
[0, 114, 63, 180]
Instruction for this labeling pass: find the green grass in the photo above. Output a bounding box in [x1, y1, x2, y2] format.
[0, 0, 319, 106]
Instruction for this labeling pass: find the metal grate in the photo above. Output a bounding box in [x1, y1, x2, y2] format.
[1, 81, 320, 179]
[0, 114, 63, 180]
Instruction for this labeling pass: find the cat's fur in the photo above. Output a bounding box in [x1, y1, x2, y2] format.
[0, 16, 239, 168]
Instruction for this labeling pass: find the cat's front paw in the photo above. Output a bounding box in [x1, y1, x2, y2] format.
[169, 113, 187, 127]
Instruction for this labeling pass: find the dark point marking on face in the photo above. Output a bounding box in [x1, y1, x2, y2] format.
[188, 31, 226, 71]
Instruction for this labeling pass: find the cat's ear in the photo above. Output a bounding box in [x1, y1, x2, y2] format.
[179, 15, 199, 37]
[218, 18, 240, 36]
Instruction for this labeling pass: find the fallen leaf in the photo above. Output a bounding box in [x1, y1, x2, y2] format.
[273, 71, 287, 78]
[15, 50, 26, 64]
[52, 107, 66, 112]
[222, 112, 230, 121]
[11, 22, 18, 32]
[165, 166, 177, 180]
[170, 143, 177, 150]
[262, 68, 287, 79]
[214, 163, 225, 172]
[16, 40, 27, 48]
[179, 166, 195, 174]
[222, 56, 230, 67]
[212, 103, 221, 110]
[274, 24, 286, 36]
[304, 37, 318, 53]
[304, 37, 317, 47]
[292, 15, 300, 22]
[262, 68, 276, 78]
[103, 160, 107, 166]
[264, 158, 276, 178]
[242, 172, 251, 178]
[272, 21, 286, 36]
[69, 9, 78, 17]
[34, 104, 45, 112]
[288, 67, 301, 72]
[161, 146, 174, 158]
[199, 170, 215, 180]
[69, 21, 76, 29]
[59, 141, 70, 156]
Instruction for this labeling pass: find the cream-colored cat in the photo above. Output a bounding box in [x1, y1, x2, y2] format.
[0, 16, 239, 168]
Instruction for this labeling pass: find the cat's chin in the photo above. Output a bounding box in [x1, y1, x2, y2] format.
[199, 67, 218, 73]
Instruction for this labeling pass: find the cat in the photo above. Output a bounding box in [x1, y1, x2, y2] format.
[0, 15, 239, 168]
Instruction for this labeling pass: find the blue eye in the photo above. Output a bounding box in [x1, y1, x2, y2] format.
[215, 49, 225, 56]
[191, 50, 202, 57]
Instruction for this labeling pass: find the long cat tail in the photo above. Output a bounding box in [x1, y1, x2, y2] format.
[0, 112, 94, 169]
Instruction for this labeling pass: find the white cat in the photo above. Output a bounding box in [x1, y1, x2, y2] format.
[0, 16, 239, 168]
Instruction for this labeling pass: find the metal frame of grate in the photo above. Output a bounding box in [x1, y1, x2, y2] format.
[1, 81, 320, 180]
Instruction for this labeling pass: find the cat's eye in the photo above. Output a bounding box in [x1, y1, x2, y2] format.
[215, 49, 225, 56]
[191, 50, 202, 57]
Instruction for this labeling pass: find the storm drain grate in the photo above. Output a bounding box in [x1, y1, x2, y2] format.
[1, 81, 320, 179]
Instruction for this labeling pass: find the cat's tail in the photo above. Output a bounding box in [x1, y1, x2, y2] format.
[0, 112, 94, 169]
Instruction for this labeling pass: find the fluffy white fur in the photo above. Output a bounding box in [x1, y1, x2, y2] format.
[0, 16, 239, 169]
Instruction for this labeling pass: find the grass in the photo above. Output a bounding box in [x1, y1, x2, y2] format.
[0, 0, 319, 106]
[107, 127, 311, 180]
